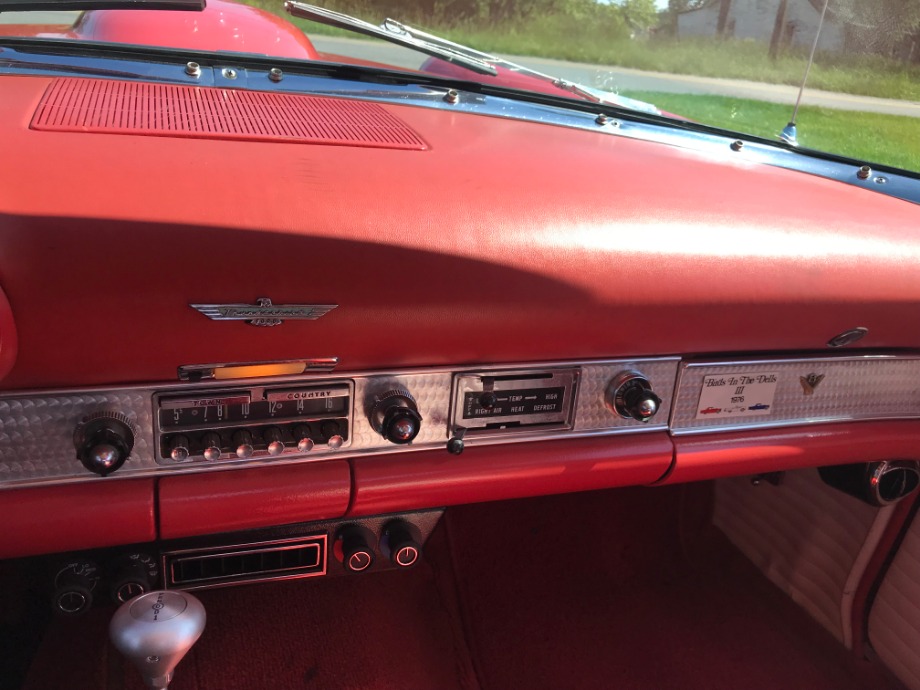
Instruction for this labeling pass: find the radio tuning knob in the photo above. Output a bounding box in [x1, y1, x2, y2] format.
[73, 412, 136, 476]
[370, 389, 422, 445]
[606, 371, 662, 423]
[264, 426, 285, 456]
[233, 429, 254, 459]
[201, 432, 222, 461]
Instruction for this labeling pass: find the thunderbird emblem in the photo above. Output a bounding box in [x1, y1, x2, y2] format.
[799, 373, 825, 395]
[190, 298, 337, 327]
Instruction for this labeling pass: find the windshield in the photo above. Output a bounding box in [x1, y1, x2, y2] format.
[1, 0, 918, 173]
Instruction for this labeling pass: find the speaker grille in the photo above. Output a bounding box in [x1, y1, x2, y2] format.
[164, 535, 326, 590]
[31, 78, 427, 150]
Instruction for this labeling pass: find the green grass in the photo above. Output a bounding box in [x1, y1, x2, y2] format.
[623, 91, 920, 171]
[242, 0, 920, 102]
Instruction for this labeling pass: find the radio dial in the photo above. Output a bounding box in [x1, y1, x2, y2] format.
[73, 412, 136, 476]
[370, 389, 422, 445]
[606, 371, 662, 423]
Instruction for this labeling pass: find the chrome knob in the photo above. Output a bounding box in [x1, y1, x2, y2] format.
[201, 432, 221, 462]
[327, 434, 344, 450]
[233, 430, 254, 459]
[73, 411, 136, 476]
[110, 590, 206, 690]
[168, 436, 190, 463]
[264, 426, 285, 456]
[294, 425, 314, 453]
[606, 371, 662, 423]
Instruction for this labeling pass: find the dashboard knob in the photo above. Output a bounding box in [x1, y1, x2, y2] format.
[383, 520, 421, 568]
[336, 526, 376, 573]
[73, 412, 136, 476]
[233, 429, 254, 459]
[168, 435, 190, 462]
[606, 371, 662, 423]
[370, 390, 422, 445]
[294, 425, 314, 453]
[53, 560, 99, 616]
[201, 432, 222, 462]
[109, 553, 157, 604]
[263, 426, 285, 456]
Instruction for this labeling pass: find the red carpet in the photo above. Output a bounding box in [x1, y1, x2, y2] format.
[22, 484, 904, 690]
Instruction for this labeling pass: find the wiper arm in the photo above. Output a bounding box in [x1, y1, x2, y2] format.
[379, 17, 602, 104]
[284, 2, 497, 77]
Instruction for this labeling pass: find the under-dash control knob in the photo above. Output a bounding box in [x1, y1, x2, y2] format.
[383, 520, 421, 568]
[53, 560, 99, 616]
[109, 553, 157, 604]
[73, 411, 136, 476]
[201, 432, 222, 462]
[336, 526, 376, 573]
[370, 390, 422, 445]
[294, 425, 314, 453]
[606, 371, 662, 423]
[263, 426, 285, 456]
[233, 429, 254, 459]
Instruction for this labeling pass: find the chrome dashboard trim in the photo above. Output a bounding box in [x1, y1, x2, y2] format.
[1, 45, 917, 204]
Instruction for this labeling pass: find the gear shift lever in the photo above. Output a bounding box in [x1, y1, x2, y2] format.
[110, 590, 206, 690]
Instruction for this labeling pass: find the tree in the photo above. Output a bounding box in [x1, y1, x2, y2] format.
[619, 0, 658, 35]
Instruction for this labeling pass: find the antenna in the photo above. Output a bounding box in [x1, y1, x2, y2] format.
[779, 0, 831, 146]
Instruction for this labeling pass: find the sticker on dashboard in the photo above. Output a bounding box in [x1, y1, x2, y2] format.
[696, 372, 779, 420]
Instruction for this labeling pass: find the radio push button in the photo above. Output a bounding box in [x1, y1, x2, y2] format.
[201, 432, 222, 462]
[370, 390, 422, 445]
[233, 429, 254, 459]
[606, 371, 662, 423]
[294, 425, 315, 453]
[168, 436, 191, 462]
[263, 426, 285, 456]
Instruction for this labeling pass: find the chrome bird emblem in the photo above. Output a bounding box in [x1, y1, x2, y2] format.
[190, 298, 337, 327]
[799, 373, 825, 395]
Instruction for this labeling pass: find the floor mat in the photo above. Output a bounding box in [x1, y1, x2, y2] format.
[442, 484, 904, 690]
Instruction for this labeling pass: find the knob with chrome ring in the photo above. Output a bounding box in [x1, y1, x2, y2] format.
[370, 389, 422, 445]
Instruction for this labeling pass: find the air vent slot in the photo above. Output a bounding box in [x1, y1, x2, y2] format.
[164, 535, 326, 590]
[31, 78, 428, 150]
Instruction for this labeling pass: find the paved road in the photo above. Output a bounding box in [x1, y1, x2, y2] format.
[2, 14, 917, 117]
[311, 36, 920, 118]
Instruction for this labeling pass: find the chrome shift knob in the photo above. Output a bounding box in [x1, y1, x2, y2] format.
[109, 590, 206, 690]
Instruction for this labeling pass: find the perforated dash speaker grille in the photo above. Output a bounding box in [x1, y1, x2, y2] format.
[31, 78, 428, 150]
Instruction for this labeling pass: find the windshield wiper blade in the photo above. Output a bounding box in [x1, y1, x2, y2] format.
[378, 18, 602, 104]
[284, 2, 497, 77]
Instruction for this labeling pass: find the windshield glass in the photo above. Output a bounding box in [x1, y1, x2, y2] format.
[1, 0, 918, 172]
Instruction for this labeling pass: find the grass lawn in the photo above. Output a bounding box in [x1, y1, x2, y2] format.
[622, 91, 920, 172]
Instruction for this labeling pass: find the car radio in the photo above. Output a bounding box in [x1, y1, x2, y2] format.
[450, 368, 579, 437]
[154, 382, 353, 465]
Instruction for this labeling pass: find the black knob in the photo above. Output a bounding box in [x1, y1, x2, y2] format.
[109, 554, 156, 604]
[336, 526, 376, 573]
[479, 392, 497, 409]
[73, 412, 135, 476]
[201, 432, 222, 462]
[384, 521, 421, 568]
[233, 429, 254, 459]
[53, 560, 99, 616]
[370, 390, 422, 445]
[263, 426, 285, 456]
[606, 372, 662, 423]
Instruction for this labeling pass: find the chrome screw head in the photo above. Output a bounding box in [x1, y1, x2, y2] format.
[857, 165, 872, 180]
[268, 68, 283, 83]
[221, 68, 238, 80]
[444, 89, 460, 104]
[185, 62, 201, 78]
[730, 140, 744, 151]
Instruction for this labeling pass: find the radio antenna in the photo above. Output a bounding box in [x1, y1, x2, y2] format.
[779, 0, 831, 146]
